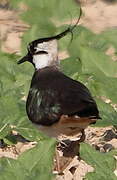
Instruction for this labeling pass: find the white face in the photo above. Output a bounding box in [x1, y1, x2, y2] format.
[33, 53, 52, 69]
[32, 40, 59, 70]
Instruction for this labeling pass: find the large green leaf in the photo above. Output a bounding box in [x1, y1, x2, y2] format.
[78, 46, 117, 78]
[21, 0, 79, 23]
[60, 57, 82, 76]
[93, 98, 117, 127]
[19, 0, 80, 54]
[15, 117, 47, 141]
[80, 143, 117, 180]
[0, 158, 28, 180]
[100, 29, 117, 51]
[0, 139, 56, 180]
[19, 139, 56, 179]
[0, 123, 11, 139]
[0, 52, 32, 125]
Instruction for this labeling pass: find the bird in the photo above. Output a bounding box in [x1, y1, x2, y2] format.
[17, 21, 101, 172]
[17, 26, 101, 140]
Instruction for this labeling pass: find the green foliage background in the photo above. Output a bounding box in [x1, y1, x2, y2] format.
[0, 0, 117, 179]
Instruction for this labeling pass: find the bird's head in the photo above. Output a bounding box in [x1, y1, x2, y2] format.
[17, 28, 74, 70]
[17, 8, 82, 70]
[18, 38, 59, 70]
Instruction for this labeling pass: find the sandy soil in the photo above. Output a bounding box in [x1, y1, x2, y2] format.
[0, 0, 117, 179]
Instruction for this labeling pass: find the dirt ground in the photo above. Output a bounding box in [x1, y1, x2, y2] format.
[0, 0, 117, 179]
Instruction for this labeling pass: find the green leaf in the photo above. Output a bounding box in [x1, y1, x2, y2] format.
[100, 29, 117, 51]
[0, 158, 28, 180]
[78, 46, 117, 78]
[15, 117, 47, 141]
[20, 0, 80, 54]
[60, 57, 82, 77]
[21, 0, 79, 23]
[0, 124, 11, 139]
[0, 139, 56, 180]
[4, 134, 17, 145]
[95, 98, 117, 127]
[19, 139, 56, 179]
[80, 143, 117, 180]
[10, 0, 24, 9]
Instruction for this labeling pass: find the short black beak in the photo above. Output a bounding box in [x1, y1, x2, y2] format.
[17, 54, 31, 64]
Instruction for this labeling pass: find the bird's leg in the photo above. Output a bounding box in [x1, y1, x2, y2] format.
[75, 129, 86, 159]
[62, 130, 86, 158]
[54, 150, 61, 174]
[54, 130, 86, 173]
[55, 141, 66, 174]
[78, 129, 86, 143]
[55, 139, 76, 174]
[54, 148, 75, 174]
[57, 140, 68, 151]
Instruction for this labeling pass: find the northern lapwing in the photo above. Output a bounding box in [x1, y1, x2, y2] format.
[17, 10, 101, 172]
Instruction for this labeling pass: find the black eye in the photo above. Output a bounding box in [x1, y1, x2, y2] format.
[33, 48, 37, 52]
[27, 43, 34, 54]
[27, 44, 30, 52]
